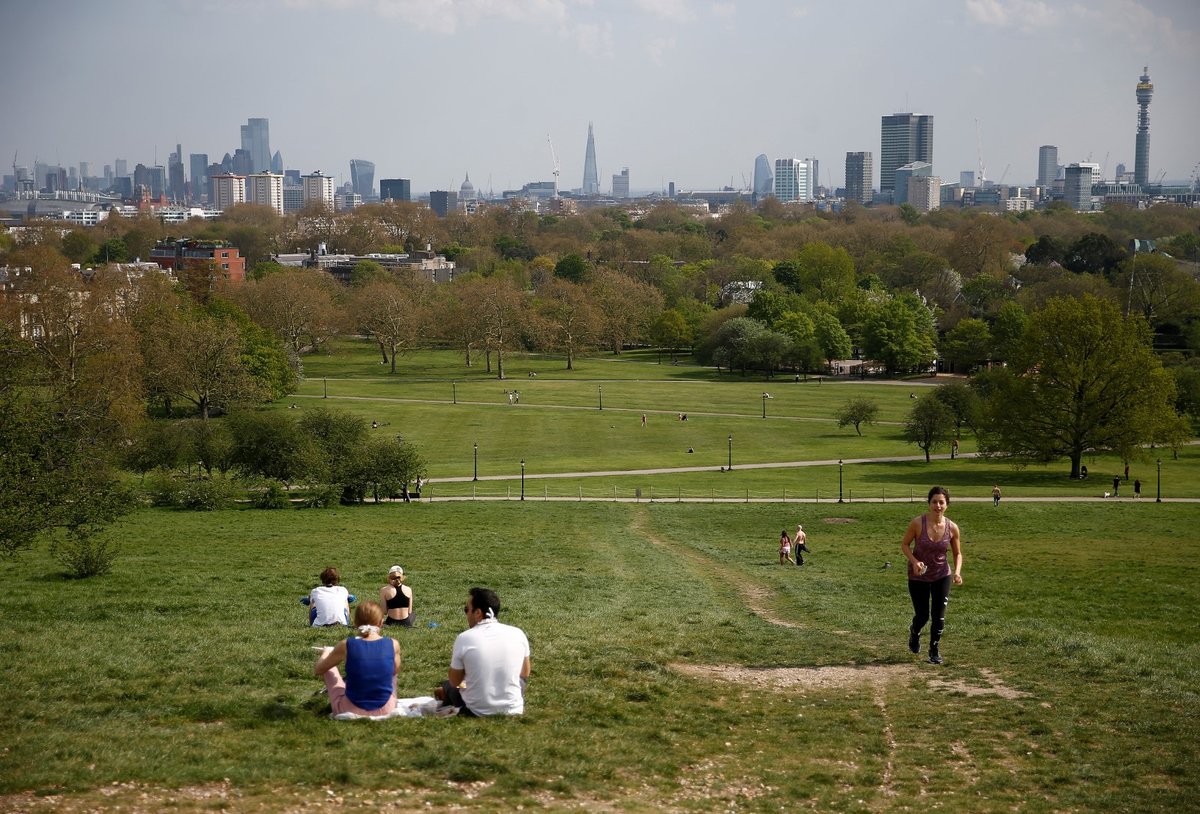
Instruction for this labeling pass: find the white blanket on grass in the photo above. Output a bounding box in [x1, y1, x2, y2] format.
[330, 696, 455, 720]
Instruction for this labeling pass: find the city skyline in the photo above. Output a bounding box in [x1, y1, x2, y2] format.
[2, 0, 1198, 196]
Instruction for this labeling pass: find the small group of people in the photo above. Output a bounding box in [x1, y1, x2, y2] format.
[308, 575, 530, 719]
[304, 566, 413, 628]
[777, 524, 810, 566]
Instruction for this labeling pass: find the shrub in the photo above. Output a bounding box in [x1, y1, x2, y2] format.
[51, 529, 119, 578]
[144, 469, 183, 508]
[300, 484, 341, 509]
[177, 477, 235, 511]
[253, 481, 292, 510]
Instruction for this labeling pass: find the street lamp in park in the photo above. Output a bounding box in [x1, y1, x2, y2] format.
[1157, 458, 1162, 503]
[598, 385, 603, 411]
[838, 459, 844, 504]
[520, 459, 526, 501]
[762, 392, 771, 419]
[323, 377, 328, 398]
[452, 380, 457, 404]
[473, 442, 478, 482]
[727, 435, 733, 471]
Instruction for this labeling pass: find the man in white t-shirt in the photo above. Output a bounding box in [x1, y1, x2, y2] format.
[307, 566, 351, 626]
[437, 587, 531, 716]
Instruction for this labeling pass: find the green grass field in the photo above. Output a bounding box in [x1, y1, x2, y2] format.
[2, 342, 1198, 813]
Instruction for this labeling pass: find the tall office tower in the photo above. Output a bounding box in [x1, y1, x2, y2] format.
[231, 149, 253, 176]
[429, 190, 458, 217]
[753, 154, 773, 199]
[380, 179, 411, 201]
[247, 172, 285, 214]
[807, 158, 819, 196]
[845, 152, 873, 204]
[210, 173, 247, 210]
[349, 160, 376, 198]
[1037, 145, 1058, 187]
[773, 158, 811, 203]
[582, 122, 599, 195]
[960, 171, 977, 188]
[1063, 163, 1098, 211]
[114, 158, 127, 179]
[168, 145, 185, 201]
[79, 161, 90, 180]
[271, 150, 283, 175]
[240, 117, 271, 174]
[302, 170, 335, 209]
[1134, 66, 1153, 187]
[612, 168, 630, 198]
[190, 154, 209, 202]
[880, 113, 934, 196]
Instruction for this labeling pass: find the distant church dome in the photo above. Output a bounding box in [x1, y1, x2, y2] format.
[460, 172, 477, 201]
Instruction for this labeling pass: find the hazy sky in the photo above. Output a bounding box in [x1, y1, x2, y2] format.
[2, 0, 1198, 195]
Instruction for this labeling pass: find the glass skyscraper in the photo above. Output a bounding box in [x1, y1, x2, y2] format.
[880, 113, 933, 196]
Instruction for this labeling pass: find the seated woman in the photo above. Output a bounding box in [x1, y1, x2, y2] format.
[313, 601, 401, 717]
[379, 565, 414, 628]
[306, 566, 351, 627]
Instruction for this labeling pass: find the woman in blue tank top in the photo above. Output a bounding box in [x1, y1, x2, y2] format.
[901, 486, 963, 665]
[313, 601, 401, 716]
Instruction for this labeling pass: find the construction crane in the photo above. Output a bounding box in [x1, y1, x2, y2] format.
[975, 118, 987, 186]
[546, 135, 561, 197]
[998, 163, 1011, 185]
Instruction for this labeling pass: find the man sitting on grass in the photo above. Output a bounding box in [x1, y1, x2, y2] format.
[436, 587, 531, 716]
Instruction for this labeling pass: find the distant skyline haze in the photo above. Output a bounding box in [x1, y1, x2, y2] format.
[2, 0, 1197, 195]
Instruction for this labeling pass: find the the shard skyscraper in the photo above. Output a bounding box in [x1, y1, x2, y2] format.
[582, 123, 599, 195]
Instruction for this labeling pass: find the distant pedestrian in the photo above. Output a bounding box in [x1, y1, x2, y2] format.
[991, 484, 1001, 507]
[1134, 479, 1142, 499]
[779, 530, 793, 566]
[794, 524, 809, 566]
[1112, 476, 1120, 498]
[507, 392, 514, 405]
[1124, 463, 1130, 482]
[641, 414, 647, 427]
[514, 392, 519, 404]
[951, 438, 959, 459]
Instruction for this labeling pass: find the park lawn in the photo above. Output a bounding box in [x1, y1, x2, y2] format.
[1, 501, 1197, 813]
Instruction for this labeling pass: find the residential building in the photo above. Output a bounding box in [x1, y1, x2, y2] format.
[908, 174, 941, 212]
[210, 173, 246, 210]
[894, 161, 932, 206]
[302, 171, 335, 209]
[149, 239, 246, 283]
[880, 113, 934, 195]
[247, 172, 284, 215]
[844, 152, 873, 204]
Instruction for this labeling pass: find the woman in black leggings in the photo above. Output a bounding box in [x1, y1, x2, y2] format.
[901, 486, 963, 664]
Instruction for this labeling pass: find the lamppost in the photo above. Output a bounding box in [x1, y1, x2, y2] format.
[323, 377, 328, 398]
[1156, 457, 1162, 503]
[452, 381, 457, 404]
[838, 459, 844, 503]
[598, 385, 603, 411]
[520, 459, 526, 501]
[761, 392, 771, 419]
[473, 442, 478, 482]
[727, 435, 733, 471]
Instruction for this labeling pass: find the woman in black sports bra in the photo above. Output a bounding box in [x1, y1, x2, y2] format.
[380, 565, 414, 628]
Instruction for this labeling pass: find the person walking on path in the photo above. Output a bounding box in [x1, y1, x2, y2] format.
[1124, 463, 1130, 482]
[1112, 476, 1120, 498]
[641, 413, 647, 427]
[794, 524, 809, 566]
[779, 530, 793, 565]
[992, 484, 1001, 507]
[901, 486, 963, 665]
[951, 438, 959, 459]
[1134, 479, 1142, 499]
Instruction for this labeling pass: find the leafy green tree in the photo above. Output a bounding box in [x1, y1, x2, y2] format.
[978, 295, 1180, 478]
[349, 260, 389, 287]
[1063, 233, 1126, 276]
[61, 230, 98, 265]
[650, 309, 693, 361]
[933, 383, 983, 438]
[1024, 235, 1067, 266]
[92, 237, 130, 265]
[786, 242, 857, 302]
[228, 411, 317, 487]
[533, 278, 600, 370]
[298, 407, 370, 491]
[989, 300, 1029, 362]
[359, 436, 427, 503]
[1116, 253, 1200, 326]
[711, 317, 765, 375]
[812, 310, 853, 370]
[904, 392, 955, 462]
[861, 294, 937, 375]
[898, 203, 921, 226]
[941, 317, 992, 373]
[836, 397, 879, 436]
[553, 253, 590, 283]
